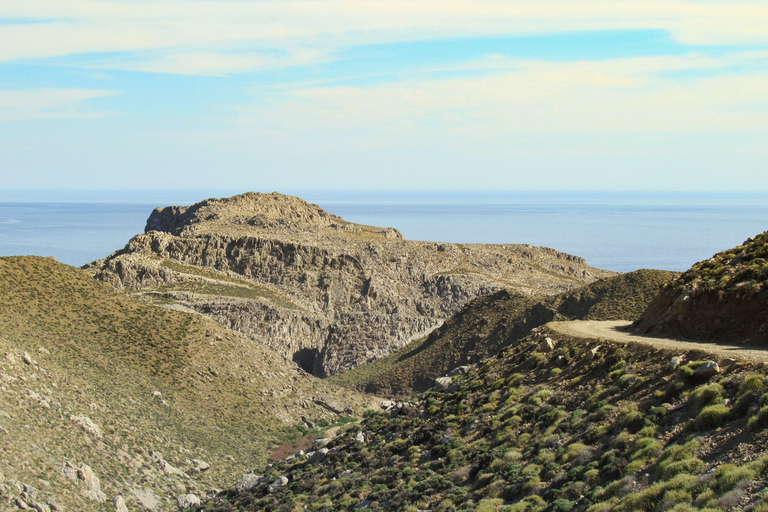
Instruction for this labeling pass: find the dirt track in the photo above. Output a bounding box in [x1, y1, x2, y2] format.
[548, 320, 768, 363]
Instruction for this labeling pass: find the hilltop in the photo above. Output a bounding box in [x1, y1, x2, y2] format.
[87, 192, 612, 377]
[330, 269, 677, 396]
[0, 256, 370, 512]
[633, 231, 768, 345]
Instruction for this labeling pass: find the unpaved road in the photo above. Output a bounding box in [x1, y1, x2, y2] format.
[548, 320, 768, 363]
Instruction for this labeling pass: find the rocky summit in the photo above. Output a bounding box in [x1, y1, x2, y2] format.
[86, 192, 612, 377]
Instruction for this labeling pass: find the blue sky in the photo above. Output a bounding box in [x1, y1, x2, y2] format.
[1, 1, 767, 193]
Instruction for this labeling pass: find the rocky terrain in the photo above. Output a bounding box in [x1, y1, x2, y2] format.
[330, 269, 677, 396]
[0, 256, 372, 512]
[86, 192, 611, 377]
[633, 231, 768, 345]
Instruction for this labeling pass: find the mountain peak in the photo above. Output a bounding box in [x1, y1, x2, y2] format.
[145, 191, 403, 240]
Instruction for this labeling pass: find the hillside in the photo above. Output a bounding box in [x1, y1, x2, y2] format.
[0, 256, 370, 512]
[86, 192, 612, 377]
[633, 231, 768, 345]
[330, 269, 677, 396]
[193, 323, 768, 512]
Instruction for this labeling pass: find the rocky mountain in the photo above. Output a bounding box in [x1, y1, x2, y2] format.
[330, 269, 677, 396]
[192, 322, 768, 512]
[86, 192, 612, 377]
[633, 231, 768, 345]
[0, 256, 371, 512]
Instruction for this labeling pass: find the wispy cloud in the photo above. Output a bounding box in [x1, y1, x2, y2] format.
[231, 51, 768, 136]
[0, 88, 116, 121]
[1, 1, 768, 75]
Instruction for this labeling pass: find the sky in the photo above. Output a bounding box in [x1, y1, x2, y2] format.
[1, 1, 768, 193]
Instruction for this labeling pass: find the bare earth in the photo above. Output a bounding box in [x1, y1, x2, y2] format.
[548, 320, 768, 363]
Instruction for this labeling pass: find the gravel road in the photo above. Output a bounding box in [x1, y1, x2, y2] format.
[548, 320, 768, 363]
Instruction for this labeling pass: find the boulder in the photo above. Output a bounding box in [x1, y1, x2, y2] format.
[177, 494, 201, 510]
[354, 432, 366, 445]
[268, 476, 289, 493]
[113, 496, 129, 512]
[669, 356, 685, 371]
[540, 337, 555, 352]
[434, 377, 453, 390]
[694, 361, 720, 379]
[236, 473, 263, 492]
[308, 448, 329, 464]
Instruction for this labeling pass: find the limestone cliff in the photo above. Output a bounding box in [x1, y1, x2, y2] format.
[87, 192, 612, 376]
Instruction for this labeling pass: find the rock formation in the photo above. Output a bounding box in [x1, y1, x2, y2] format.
[87, 192, 611, 376]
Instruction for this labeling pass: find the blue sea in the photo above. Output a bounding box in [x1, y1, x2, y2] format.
[1, 191, 767, 273]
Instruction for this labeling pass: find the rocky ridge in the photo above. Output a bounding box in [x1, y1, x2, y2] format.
[87, 192, 612, 377]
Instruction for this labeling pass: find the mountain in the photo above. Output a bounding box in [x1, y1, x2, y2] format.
[86, 192, 612, 377]
[0, 256, 370, 512]
[192, 321, 768, 512]
[330, 269, 677, 396]
[633, 231, 768, 345]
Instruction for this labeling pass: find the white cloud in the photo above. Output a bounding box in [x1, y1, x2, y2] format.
[0, 88, 116, 121]
[230, 51, 768, 137]
[1, 1, 768, 74]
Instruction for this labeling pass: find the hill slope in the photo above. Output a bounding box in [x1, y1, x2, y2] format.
[86, 192, 612, 377]
[633, 231, 768, 345]
[194, 324, 768, 512]
[0, 256, 369, 512]
[330, 269, 676, 396]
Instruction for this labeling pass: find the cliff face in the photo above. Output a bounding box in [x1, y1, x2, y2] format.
[633, 230, 768, 345]
[87, 192, 612, 376]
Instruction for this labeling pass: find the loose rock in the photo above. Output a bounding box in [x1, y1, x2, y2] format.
[177, 494, 201, 510]
[694, 361, 720, 379]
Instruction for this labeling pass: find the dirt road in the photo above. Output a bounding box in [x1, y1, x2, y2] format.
[548, 320, 768, 363]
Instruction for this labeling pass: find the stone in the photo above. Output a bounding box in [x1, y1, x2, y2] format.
[151, 391, 162, 400]
[588, 346, 601, 359]
[308, 448, 329, 463]
[69, 415, 102, 438]
[177, 494, 201, 510]
[719, 358, 737, 368]
[113, 496, 129, 512]
[354, 431, 366, 445]
[78, 464, 107, 503]
[22, 352, 33, 365]
[540, 337, 555, 352]
[268, 476, 289, 493]
[434, 377, 453, 390]
[312, 438, 332, 449]
[29, 501, 51, 512]
[380, 400, 395, 410]
[236, 473, 263, 492]
[15, 497, 30, 510]
[191, 459, 210, 472]
[694, 361, 720, 379]
[669, 356, 685, 370]
[46, 497, 62, 511]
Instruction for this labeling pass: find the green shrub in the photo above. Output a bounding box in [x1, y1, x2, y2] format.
[688, 383, 724, 412]
[738, 374, 765, 396]
[475, 498, 504, 512]
[547, 498, 576, 511]
[695, 404, 729, 431]
[713, 463, 756, 494]
[748, 405, 768, 432]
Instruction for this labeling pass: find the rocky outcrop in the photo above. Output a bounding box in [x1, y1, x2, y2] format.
[633, 230, 768, 345]
[87, 192, 611, 376]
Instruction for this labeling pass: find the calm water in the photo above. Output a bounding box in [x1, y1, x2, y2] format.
[1, 191, 767, 272]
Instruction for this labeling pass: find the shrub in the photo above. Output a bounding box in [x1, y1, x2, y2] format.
[475, 498, 504, 512]
[748, 405, 768, 432]
[713, 463, 756, 494]
[695, 404, 729, 431]
[688, 383, 724, 412]
[738, 374, 765, 396]
[548, 498, 576, 511]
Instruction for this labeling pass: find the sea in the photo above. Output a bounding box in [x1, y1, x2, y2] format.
[1, 190, 767, 273]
